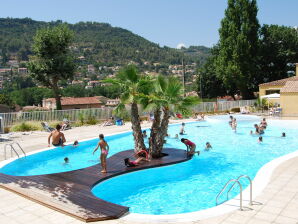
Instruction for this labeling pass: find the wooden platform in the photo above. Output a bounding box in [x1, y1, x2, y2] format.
[0, 148, 189, 222]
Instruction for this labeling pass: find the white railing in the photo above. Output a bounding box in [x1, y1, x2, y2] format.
[193, 100, 256, 113]
[0, 100, 256, 128]
[0, 107, 114, 128]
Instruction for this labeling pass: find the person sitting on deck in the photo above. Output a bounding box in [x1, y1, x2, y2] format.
[125, 149, 150, 167]
[48, 124, 66, 147]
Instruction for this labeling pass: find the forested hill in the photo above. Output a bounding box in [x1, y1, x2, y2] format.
[0, 18, 210, 66]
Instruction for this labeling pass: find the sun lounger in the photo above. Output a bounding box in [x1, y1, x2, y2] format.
[41, 122, 55, 132]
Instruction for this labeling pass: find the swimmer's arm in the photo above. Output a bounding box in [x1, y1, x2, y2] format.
[48, 133, 52, 147]
[106, 144, 110, 152]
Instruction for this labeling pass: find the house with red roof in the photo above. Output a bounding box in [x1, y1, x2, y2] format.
[42, 97, 105, 110]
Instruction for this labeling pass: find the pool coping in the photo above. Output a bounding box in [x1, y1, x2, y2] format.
[120, 150, 298, 223]
[0, 148, 191, 222]
[1, 116, 297, 222]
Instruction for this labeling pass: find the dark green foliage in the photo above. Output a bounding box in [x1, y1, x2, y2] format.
[258, 25, 298, 84]
[0, 18, 210, 67]
[197, 48, 226, 98]
[216, 0, 260, 99]
[28, 24, 76, 110]
[9, 87, 53, 106]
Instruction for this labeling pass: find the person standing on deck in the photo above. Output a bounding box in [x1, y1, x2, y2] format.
[93, 134, 109, 173]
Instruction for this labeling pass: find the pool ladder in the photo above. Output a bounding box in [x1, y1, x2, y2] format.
[216, 175, 252, 211]
[4, 142, 26, 160]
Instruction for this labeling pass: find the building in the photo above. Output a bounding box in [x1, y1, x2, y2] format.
[17, 68, 28, 75]
[87, 64, 95, 73]
[106, 98, 120, 107]
[42, 97, 105, 110]
[259, 63, 298, 116]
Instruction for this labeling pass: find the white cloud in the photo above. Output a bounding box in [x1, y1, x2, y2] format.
[176, 43, 186, 49]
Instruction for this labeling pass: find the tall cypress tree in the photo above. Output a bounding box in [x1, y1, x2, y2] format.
[216, 0, 260, 99]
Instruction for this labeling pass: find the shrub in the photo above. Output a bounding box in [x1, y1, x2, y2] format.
[11, 122, 40, 132]
[230, 107, 240, 113]
[86, 116, 98, 125]
[78, 113, 84, 125]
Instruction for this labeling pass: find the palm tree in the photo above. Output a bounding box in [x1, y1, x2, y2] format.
[142, 76, 200, 158]
[105, 65, 151, 152]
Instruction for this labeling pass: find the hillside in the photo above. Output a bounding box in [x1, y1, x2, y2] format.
[0, 18, 210, 67]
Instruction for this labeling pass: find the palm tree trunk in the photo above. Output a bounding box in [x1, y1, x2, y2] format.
[149, 109, 161, 158]
[154, 108, 170, 157]
[130, 102, 146, 152]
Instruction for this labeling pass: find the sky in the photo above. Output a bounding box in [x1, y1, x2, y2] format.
[1, 0, 297, 48]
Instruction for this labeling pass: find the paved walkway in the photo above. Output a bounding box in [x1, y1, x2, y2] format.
[0, 119, 298, 224]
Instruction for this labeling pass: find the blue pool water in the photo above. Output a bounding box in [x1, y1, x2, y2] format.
[1, 115, 298, 215]
[91, 115, 298, 215]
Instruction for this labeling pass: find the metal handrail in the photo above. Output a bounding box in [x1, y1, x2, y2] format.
[4, 142, 26, 159]
[13, 142, 26, 157]
[216, 179, 243, 210]
[4, 144, 19, 159]
[227, 175, 252, 205]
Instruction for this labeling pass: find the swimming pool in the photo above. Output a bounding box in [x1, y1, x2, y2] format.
[91, 115, 298, 215]
[1, 115, 297, 216]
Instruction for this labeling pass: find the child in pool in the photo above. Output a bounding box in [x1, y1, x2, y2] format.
[205, 142, 212, 151]
[258, 136, 263, 143]
[73, 140, 79, 147]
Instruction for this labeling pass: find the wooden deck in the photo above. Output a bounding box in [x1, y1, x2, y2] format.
[0, 148, 189, 222]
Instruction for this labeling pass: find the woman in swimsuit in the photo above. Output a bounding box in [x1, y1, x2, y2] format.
[181, 138, 200, 156]
[93, 134, 109, 173]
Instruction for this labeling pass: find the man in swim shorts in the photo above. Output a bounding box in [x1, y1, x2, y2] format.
[48, 124, 66, 147]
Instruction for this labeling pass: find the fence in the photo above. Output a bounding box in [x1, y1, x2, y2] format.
[0, 107, 114, 129]
[192, 100, 256, 113]
[0, 100, 256, 129]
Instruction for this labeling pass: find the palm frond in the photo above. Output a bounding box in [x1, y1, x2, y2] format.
[181, 96, 201, 107]
[113, 103, 126, 117]
[125, 65, 138, 83]
[157, 75, 167, 93]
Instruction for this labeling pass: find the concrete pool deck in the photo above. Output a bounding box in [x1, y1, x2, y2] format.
[0, 118, 298, 224]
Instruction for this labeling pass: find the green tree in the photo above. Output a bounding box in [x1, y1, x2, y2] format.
[257, 25, 298, 84]
[196, 47, 227, 99]
[28, 25, 76, 110]
[1, 48, 9, 65]
[216, 0, 260, 99]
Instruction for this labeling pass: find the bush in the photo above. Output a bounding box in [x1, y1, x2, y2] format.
[230, 107, 240, 113]
[11, 122, 41, 132]
[86, 116, 98, 125]
[78, 113, 84, 125]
